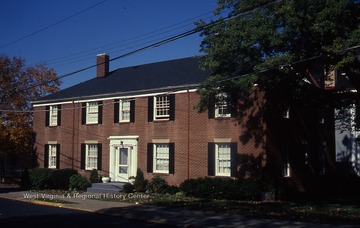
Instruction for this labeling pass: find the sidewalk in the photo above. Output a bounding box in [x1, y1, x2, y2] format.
[0, 185, 357, 228]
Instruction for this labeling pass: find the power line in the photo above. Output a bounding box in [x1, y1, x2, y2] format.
[23, 1, 283, 92]
[0, 0, 107, 49]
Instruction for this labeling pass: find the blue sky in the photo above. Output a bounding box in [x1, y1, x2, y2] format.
[0, 0, 224, 89]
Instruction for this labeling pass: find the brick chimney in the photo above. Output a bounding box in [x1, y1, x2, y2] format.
[96, 53, 109, 78]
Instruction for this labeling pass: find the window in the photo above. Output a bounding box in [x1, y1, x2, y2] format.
[86, 144, 98, 170]
[208, 142, 236, 177]
[82, 101, 102, 125]
[282, 143, 291, 177]
[87, 102, 99, 124]
[215, 144, 231, 176]
[147, 142, 174, 174]
[49, 106, 58, 126]
[48, 145, 57, 168]
[120, 100, 131, 122]
[44, 144, 60, 169]
[154, 96, 170, 120]
[46, 105, 61, 127]
[215, 94, 231, 118]
[153, 144, 169, 173]
[148, 95, 175, 121]
[81, 143, 102, 170]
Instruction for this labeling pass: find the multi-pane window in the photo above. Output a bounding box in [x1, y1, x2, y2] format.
[153, 144, 169, 173]
[120, 100, 131, 122]
[49, 106, 58, 126]
[48, 144, 57, 168]
[87, 102, 99, 124]
[215, 143, 231, 176]
[86, 144, 98, 170]
[154, 96, 170, 120]
[215, 94, 231, 118]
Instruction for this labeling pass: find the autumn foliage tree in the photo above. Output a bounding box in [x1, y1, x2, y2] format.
[0, 55, 60, 173]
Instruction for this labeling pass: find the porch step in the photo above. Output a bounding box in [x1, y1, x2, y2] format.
[86, 182, 126, 193]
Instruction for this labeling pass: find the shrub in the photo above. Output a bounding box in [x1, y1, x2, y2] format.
[238, 179, 261, 201]
[50, 169, 78, 190]
[89, 169, 100, 183]
[163, 185, 180, 195]
[123, 183, 135, 193]
[133, 168, 147, 192]
[20, 169, 31, 190]
[69, 174, 90, 191]
[180, 177, 242, 200]
[146, 175, 168, 193]
[29, 168, 52, 190]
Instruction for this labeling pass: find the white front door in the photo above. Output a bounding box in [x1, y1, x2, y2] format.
[109, 136, 138, 182]
[116, 147, 130, 181]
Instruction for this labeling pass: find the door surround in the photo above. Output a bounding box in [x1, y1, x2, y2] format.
[109, 136, 139, 182]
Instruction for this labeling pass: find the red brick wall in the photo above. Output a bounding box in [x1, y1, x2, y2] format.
[33, 89, 266, 186]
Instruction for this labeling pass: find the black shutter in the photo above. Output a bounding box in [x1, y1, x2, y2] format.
[81, 144, 86, 170]
[57, 105, 62, 126]
[114, 99, 119, 123]
[44, 144, 49, 168]
[98, 101, 103, 124]
[56, 144, 61, 169]
[81, 103, 86, 125]
[169, 143, 175, 174]
[208, 143, 215, 176]
[130, 99, 135, 123]
[148, 97, 154, 122]
[208, 103, 215, 119]
[45, 106, 50, 126]
[169, 94, 175, 121]
[97, 144, 102, 170]
[230, 143, 237, 177]
[147, 143, 153, 173]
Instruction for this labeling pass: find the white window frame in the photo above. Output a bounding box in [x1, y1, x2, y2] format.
[119, 100, 131, 123]
[215, 143, 231, 177]
[154, 96, 170, 120]
[49, 105, 58, 126]
[215, 93, 231, 118]
[86, 144, 98, 170]
[86, 102, 99, 124]
[153, 144, 169, 173]
[48, 144, 57, 169]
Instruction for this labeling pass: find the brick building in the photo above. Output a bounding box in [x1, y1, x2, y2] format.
[32, 54, 265, 186]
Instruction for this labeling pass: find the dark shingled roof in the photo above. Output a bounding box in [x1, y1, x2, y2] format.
[33, 56, 211, 104]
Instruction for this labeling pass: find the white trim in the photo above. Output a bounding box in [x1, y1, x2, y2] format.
[119, 99, 131, 123]
[48, 144, 57, 169]
[153, 143, 170, 174]
[215, 143, 231, 177]
[152, 139, 170, 143]
[213, 138, 232, 143]
[32, 89, 197, 107]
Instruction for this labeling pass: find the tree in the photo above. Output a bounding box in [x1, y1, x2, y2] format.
[0, 54, 60, 175]
[197, 0, 360, 110]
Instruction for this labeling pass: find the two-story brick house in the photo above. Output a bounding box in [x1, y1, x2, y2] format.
[32, 54, 265, 186]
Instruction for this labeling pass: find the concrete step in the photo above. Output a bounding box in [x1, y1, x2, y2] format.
[87, 182, 126, 193]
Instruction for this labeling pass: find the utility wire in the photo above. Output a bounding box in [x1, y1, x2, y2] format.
[23, 0, 284, 92]
[0, 0, 107, 49]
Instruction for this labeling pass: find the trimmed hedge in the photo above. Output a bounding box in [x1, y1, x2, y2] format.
[28, 168, 78, 190]
[179, 177, 261, 200]
[69, 174, 91, 191]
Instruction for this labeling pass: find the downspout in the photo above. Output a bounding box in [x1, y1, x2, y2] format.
[187, 88, 190, 180]
[71, 100, 75, 169]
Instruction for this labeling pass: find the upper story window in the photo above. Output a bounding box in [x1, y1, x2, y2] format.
[114, 99, 135, 123]
[87, 102, 99, 124]
[154, 96, 170, 120]
[45, 105, 61, 127]
[208, 93, 234, 119]
[148, 94, 175, 122]
[82, 101, 102, 125]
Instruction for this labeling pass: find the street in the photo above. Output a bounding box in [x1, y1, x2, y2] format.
[0, 198, 171, 228]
